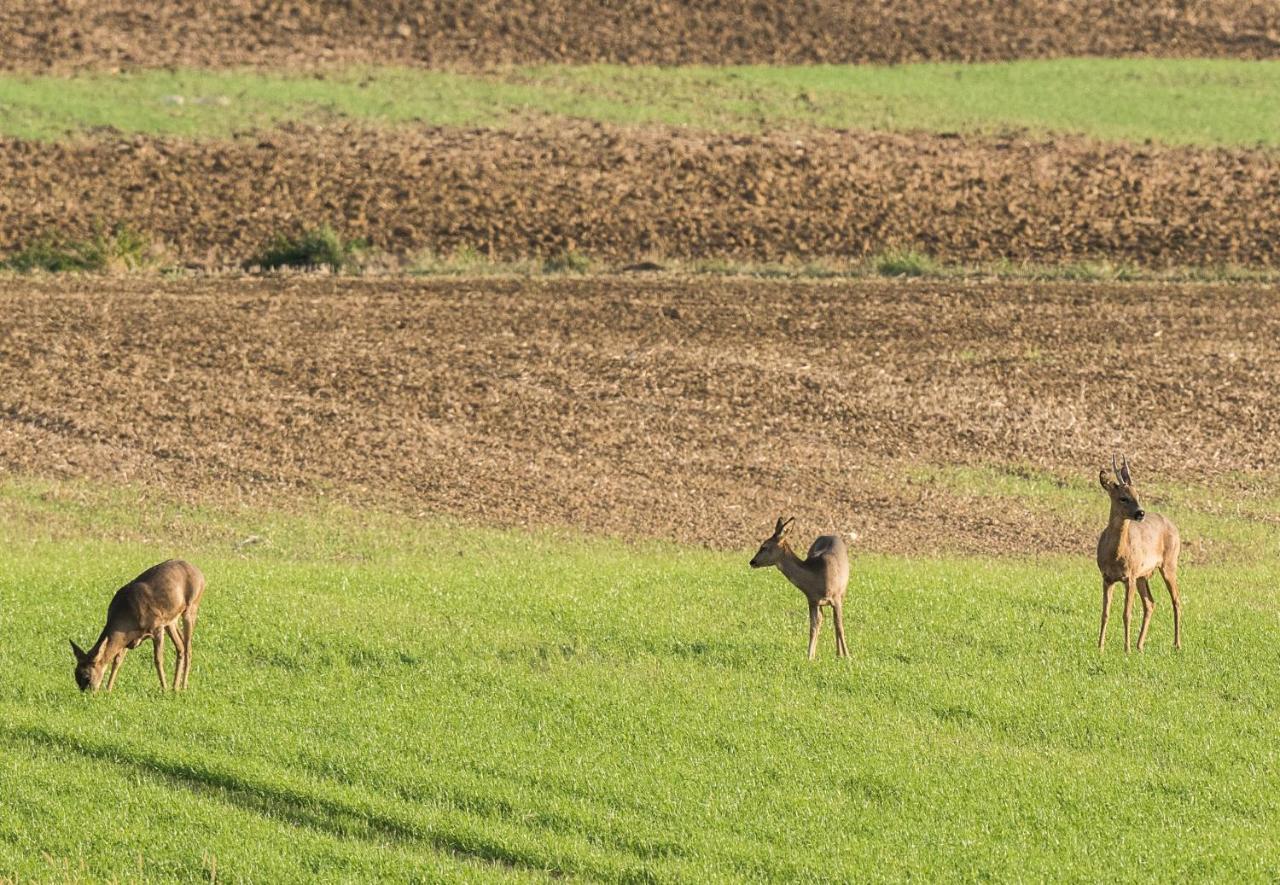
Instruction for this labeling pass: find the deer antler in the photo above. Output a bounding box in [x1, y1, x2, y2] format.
[1120, 455, 1133, 486]
[1112, 454, 1123, 484]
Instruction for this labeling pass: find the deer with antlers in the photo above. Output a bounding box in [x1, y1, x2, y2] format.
[750, 517, 851, 660]
[1097, 456, 1182, 652]
[69, 560, 205, 692]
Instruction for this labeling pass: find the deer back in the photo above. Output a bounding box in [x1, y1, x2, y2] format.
[806, 534, 850, 592]
[107, 560, 205, 639]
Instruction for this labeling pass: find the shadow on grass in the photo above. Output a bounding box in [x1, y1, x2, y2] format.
[0, 724, 567, 879]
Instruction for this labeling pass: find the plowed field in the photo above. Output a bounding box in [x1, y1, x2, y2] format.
[5, 124, 1280, 269]
[3, 275, 1276, 555]
[4, 1, 1280, 71]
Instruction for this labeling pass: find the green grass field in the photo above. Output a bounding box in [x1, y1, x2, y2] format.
[2, 479, 1279, 881]
[2, 58, 1280, 146]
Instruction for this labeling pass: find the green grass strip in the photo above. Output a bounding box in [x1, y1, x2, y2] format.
[1, 58, 1279, 146]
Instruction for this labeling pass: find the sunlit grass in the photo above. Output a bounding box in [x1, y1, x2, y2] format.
[2, 58, 1280, 146]
[2, 478, 1279, 879]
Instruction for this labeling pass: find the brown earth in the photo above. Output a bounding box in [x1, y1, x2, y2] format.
[1, 275, 1276, 556]
[3, 2, 1280, 71]
[5, 123, 1280, 270]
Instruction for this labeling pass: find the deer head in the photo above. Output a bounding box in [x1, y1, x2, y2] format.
[1098, 454, 1145, 522]
[749, 516, 795, 568]
[69, 639, 106, 692]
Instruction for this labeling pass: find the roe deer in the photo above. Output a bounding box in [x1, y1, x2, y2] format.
[750, 517, 851, 660]
[70, 560, 205, 692]
[1097, 456, 1181, 652]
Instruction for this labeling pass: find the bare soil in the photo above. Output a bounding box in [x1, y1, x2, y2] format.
[1, 275, 1276, 555]
[5, 124, 1280, 270]
[3, 1, 1280, 71]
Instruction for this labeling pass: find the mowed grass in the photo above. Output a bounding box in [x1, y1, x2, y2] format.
[2, 58, 1280, 146]
[1, 480, 1279, 881]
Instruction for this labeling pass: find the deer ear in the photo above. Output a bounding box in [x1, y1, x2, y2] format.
[69, 639, 86, 661]
[1098, 469, 1115, 491]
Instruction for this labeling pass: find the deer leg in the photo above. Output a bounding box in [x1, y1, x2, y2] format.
[165, 624, 184, 690]
[807, 602, 822, 661]
[1160, 566, 1182, 651]
[1135, 578, 1156, 652]
[106, 650, 127, 691]
[1099, 580, 1115, 651]
[832, 601, 848, 658]
[1122, 578, 1136, 653]
[152, 631, 169, 691]
[180, 607, 198, 689]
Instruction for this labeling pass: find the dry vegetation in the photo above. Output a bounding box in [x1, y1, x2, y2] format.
[3, 274, 1278, 556]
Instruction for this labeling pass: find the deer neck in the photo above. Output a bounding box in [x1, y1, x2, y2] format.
[775, 541, 821, 593]
[1107, 505, 1135, 553]
[90, 631, 126, 666]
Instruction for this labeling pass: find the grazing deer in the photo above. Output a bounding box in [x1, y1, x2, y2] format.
[749, 517, 851, 660]
[69, 560, 205, 692]
[1097, 456, 1182, 652]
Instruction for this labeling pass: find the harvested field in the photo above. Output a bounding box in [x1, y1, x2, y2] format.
[2, 275, 1277, 556]
[4, 1, 1280, 72]
[5, 124, 1280, 269]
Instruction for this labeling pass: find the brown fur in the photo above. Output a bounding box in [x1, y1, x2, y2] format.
[1096, 458, 1182, 652]
[750, 516, 851, 660]
[70, 559, 205, 692]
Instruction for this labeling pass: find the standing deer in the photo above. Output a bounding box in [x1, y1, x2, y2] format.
[69, 560, 205, 692]
[749, 517, 851, 660]
[1097, 456, 1182, 652]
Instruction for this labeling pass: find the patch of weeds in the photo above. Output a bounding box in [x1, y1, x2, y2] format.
[1, 224, 154, 272]
[797, 259, 848, 278]
[542, 248, 591, 274]
[686, 258, 737, 275]
[449, 243, 487, 269]
[415, 242, 488, 272]
[1, 240, 93, 273]
[409, 244, 541, 276]
[1051, 260, 1141, 282]
[733, 262, 791, 279]
[413, 243, 490, 273]
[247, 225, 365, 273]
[1183, 263, 1277, 283]
[872, 249, 939, 277]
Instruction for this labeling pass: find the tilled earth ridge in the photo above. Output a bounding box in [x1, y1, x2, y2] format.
[5, 124, 1280, 269]
[1, 276, 1277, 556]
[3, 1, 1280, 71]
